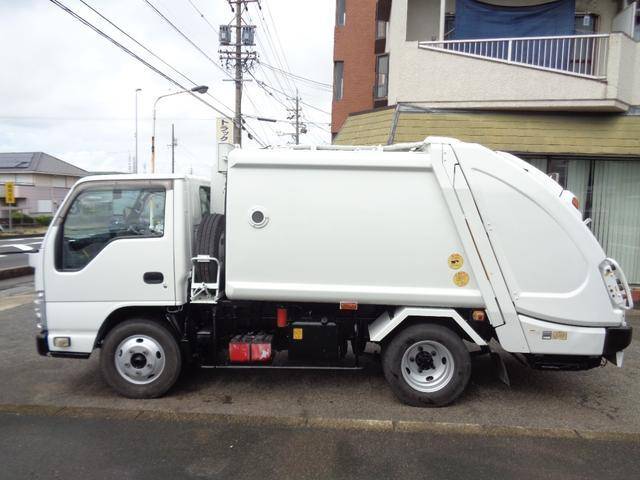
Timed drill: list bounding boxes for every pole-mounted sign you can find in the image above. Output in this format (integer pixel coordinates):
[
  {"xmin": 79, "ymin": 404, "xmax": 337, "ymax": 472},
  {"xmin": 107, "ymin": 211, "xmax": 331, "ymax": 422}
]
[
  {"xmin": 5, "ymin": 181, "xmax": 15, "ymax": 205},
  {"xmin": 213, "ymin": 118, "xmax": 235, "ymax": 214},
  {"xmin": 216, "ymin": 117, "xmax": 235, "ymax": 144}
]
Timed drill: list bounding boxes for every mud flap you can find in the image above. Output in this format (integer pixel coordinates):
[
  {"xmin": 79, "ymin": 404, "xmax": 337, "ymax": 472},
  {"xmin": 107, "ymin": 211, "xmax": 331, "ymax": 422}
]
[{"xmin": 490, "ymin": 351, "xmax": 510, "ymax": 387}]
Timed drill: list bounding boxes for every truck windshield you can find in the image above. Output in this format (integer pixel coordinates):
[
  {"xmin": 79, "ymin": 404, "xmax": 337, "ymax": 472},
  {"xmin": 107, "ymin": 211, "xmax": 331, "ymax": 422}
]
[{"xmin": 59, "ymin": 186, "xmax": 166, "ymax": 270}]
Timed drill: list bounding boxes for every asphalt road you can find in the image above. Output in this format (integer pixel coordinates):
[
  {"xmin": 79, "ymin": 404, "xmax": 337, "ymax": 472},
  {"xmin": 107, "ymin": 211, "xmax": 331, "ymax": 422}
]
[
  {"xmin": 0, "ymin": 236, "xmax": 42, "ymax": 269},
  {"xmin": 1, "ymin": 280, "xmax": 639, "ymax": 478},
  {"xmin": 1, "ymin": 410, "xmax": 636, "ymax": 480},
  {"xmin": 0, "ymin": 280, "xmax": 639, "ymax": 435}
]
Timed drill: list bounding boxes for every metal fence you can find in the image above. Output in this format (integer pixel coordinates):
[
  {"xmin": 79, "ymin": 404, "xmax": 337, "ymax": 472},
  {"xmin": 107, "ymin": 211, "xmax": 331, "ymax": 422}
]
[{"xmin": 419, "ymin": 34, "xmax": 609, "ymax": 79}]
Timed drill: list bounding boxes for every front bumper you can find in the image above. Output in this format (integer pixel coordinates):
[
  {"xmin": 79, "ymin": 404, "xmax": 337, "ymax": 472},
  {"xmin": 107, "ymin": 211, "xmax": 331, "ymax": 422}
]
[
  {"xmin": 603, "ymin": 326, "xmax": 633, "ymax": 356},
  {"xmin": 36, "ymin": 330, "xmax": 49, "ymax": 356},
  {"xmin": 36, "ymin": 330, "xmax": 90, "ymax": 359}
]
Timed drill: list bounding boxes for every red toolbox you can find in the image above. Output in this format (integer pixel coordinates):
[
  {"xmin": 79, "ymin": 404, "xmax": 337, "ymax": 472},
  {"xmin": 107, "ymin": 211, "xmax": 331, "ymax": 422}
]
[{"xmin": 229, "ymin": 334, "xmax": 273, "ymax": 363}]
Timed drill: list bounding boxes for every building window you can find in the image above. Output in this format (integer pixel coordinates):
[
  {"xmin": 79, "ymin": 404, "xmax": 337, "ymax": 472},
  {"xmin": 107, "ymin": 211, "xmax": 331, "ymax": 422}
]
[
  {"xmin": 444, "ymin": 13, "xmax": 455, "ymax": 40},
  {"xmin": 334, "ymin": 61, "xmax": 344, "ymax": 101},
  {"xmin": 526, "ymin": 156, "xmax": 640, "ymax": 284},
  {"xmin": 374, "ymin": 54, "xmax": 389, "ymax": 99},
  {"xmin": 574, "ymin": 13, "xmax": 598, "ymax": 35},
  {"xmin": 336, "ymin": 0, "xmax": 346, "ymax": 26},
  {"xmin": 376, "ymin": 20, "xmax": 387, "ymax": 39}
]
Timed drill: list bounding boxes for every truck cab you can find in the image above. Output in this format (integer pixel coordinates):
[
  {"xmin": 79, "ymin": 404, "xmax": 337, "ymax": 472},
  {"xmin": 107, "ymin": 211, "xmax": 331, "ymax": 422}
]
[{"xmin": 34, "ymin": 175, "xmax": 210, "ymax": 357}]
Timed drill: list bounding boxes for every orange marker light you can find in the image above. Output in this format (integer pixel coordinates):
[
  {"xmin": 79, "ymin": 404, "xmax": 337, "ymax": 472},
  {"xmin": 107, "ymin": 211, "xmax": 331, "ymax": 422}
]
[
  {"xmin": 472, "ymin": 310, "xmax": 486, "ymax": 322},
  {"xmin": 572, "ymin": 196, "xmax": 580, "ymax": 210},
  {"xmin": 340, "ymin": 301, "xmax": 358, "ymax": 311}
]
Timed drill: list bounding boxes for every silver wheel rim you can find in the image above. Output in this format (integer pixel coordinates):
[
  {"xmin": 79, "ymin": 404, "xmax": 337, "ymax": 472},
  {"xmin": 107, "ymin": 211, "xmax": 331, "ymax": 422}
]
[
  {"xmin": 114, "ymin": 335, "xmax": 166, "ymax": 385},
  {"xmin": 401, "ymin": 340, "xmax": 455, "ymax": 393}
]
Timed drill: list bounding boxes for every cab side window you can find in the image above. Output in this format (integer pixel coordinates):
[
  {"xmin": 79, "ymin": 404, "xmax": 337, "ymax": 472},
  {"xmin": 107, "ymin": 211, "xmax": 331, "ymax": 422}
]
[{"xmin": 59, "ymin": 186, "xmax": 166, "ymax": 270}]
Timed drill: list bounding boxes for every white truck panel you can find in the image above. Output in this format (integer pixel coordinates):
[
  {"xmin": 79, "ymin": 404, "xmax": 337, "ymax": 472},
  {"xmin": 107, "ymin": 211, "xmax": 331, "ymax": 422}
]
[
  {"xmin": 45, "ymin": 300, "xmax": 174, "ymax": 353},
  {"xmin": 369, "ymin": 307, "xmax": 487, "ymax": 345},
  {"xmin": 225, "ymin": 149, "xmax": 483, "ymax": 307},
  {"xmin": 453, "ymin": 143, "xmax": 624, "ymax": 328},
  {"xmin": 519, "ymin": 315, "xmax": 606, "ymax": 355}
]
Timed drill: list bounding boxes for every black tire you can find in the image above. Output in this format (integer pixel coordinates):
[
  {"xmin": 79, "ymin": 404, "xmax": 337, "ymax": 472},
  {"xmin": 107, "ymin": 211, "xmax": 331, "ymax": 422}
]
[
  {"xmin": 382, "ymin": 323, "xmax": 471, "ymax": 407},
  {"xmin": 100, "ymin": 319, "xmax": 182, "ymax": 399},
  {"xmin": 195, "ymin": 213, "xmax": 225, "ymax": 286}
]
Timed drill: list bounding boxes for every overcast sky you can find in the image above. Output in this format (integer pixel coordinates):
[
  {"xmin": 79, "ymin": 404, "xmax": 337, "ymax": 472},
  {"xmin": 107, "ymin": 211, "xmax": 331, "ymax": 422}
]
[{"xmin": 0, "ymin": 0, "xmax": 334, "ymax": 177}]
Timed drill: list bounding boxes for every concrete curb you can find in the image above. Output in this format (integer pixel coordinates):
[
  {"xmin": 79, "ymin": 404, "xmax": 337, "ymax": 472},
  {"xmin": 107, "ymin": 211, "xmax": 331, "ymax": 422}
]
[
  {"xmin": 0, "ymin": 267, "xmax": 34, "ymax": 280},
  {"xmin": 1, "ymin": 403, "xmax": 638, "ymax": 442}
]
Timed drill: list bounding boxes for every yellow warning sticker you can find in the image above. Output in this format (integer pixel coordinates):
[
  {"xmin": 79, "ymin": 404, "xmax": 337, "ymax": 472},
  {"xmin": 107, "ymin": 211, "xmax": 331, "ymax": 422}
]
[
  {"xmin": 293, "ymin": 328, "xmax": 303, "ymax": 340},
  {"xmin": 453, "ymin": 271, "xmax": 470, "ymax": 287},
  {"xmin": 448, "ymin": 253, "xmax": 464, "ymax": 270}
]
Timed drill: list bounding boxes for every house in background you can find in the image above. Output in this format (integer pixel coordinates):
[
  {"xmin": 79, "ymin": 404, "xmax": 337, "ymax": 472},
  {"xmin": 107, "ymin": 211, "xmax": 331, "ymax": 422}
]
[
  {"xmin": 0, "ymin": 152, "xmax": 88, "ymax": 218},
  {"xmin": 332, "ymin": 0, "xmax": 640, "ymax": 289}
]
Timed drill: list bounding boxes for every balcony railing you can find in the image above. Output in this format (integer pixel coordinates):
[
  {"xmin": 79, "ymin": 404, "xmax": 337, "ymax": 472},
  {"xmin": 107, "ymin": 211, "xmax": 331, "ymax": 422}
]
[{"xmin": 419, "ymin": 34, "xmax": 609, "ymax": 80}]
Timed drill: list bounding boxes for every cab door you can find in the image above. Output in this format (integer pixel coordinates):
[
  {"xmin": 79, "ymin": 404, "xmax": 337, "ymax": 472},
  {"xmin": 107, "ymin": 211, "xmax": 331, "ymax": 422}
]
[{"xmin": 42, "ymin": 179, "xmax": 175, "ymax": 353}]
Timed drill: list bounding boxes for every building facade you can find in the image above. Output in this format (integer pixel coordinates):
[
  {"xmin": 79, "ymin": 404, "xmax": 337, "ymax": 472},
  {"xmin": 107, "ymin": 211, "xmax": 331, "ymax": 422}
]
[
  {"xmin": 0, "ymin": 152, "xmax": 88, "ymax": 218},
  {"xmin": 332, "ymin": 0, "xmax": 392, "ymax": 137},
  {"xmin": 331, "ymin": 0, "xmax": 640, "ymax": 289}
]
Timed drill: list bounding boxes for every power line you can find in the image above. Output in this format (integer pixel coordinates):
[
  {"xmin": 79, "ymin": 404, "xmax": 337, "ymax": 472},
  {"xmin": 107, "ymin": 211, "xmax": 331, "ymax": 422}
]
[
  {"xmin": 254, "ymin": 6, "xmax": 296, "ymax": 95},
  {"xmin": 143, "ymin": 0, "xmax": 267, "ymax": 145},
  {"xmin": 262, "ymin": 1, "xmax": 297, "ymax": 93},
  {"xmin": 253, "ymin": 77, "xmax": 331, "ymax": 116},
  {"xmin": 143, "ymin": 0, "xmax": 228, "ymax": 78},
  {"xmin": 77, "ymin": 0, "xmax": 232, "ymax": 116},
  {"xmin": 48, "ymin": 0, "xmax": 230, "ymax": 118},
  {"xmin": 47, "ymin": 0, "xmax": 267, "ymax": 147},
  {"xmin": 183, "ymin": 0, "xmax": 218, "ymax": 34},
  {"xmin": 258, "ymin": 61, "xmax": 332, "ymax": 90}
]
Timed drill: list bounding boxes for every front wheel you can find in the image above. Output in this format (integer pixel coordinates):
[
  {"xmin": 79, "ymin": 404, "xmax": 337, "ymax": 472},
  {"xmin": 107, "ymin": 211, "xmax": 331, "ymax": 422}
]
[
  {"xmin": 382, "ymin": 323, "xmax": 471, "ymax": 407},
  {"xmin": 100, "ymin": 319, "xmax": 182, "ymax": 399}
]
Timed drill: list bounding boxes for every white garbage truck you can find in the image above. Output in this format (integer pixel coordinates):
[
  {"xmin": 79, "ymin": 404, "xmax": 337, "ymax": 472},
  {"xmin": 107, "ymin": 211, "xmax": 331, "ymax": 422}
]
[{"xmin": 32, "ymin": 137, "xmax": 633, "ymax": 406}]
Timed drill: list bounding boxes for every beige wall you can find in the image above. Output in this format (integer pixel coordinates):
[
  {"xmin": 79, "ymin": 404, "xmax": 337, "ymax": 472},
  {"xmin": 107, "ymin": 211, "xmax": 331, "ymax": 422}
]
[
  {"xmin": 389, "ymin": 0, "xmax": 639, "ymax": 109},
  {"xmin": 607, "ymin": 32, "xmax": 640, "ymax": 105}
]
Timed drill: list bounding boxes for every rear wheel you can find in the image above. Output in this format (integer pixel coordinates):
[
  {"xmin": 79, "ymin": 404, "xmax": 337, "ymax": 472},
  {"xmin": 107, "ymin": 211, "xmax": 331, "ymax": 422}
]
[
  {"xmin": 382, "ymin": 323, "xmax": 471, "ymax": 407},
  {"xmin": 100, "ymin": 319, "xmax": 182, "ymax": 399}
]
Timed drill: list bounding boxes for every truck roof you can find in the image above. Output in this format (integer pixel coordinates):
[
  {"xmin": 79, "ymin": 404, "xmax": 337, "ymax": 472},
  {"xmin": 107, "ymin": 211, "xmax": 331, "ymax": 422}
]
[{"xmin": 75, "ymin": 173, "xmax": 209, "ymax": 184}]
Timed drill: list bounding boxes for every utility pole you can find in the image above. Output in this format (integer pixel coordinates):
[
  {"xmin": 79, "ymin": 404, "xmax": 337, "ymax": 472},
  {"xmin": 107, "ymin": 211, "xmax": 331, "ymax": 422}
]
[
  {"xmin": 170, "ymin": 124, "xmax": 177, "ymax": 174},
  {"xmin": 134, "ymin": 88, "xmax": 141, "ymax": 173},
  {"xmin": 294, "ymin": 91, "xmax": 300, "ymax": 145},
  {"xmin": 287, "ymin": 89, "xmax": 306, "ymax": 145},
  {"xmin": 234, "ymin": 0, "xmax": 242, "ymax": 146},
  {"xmin": 219, "ymin": 1, "xmax": 259, "ymax": 147}
]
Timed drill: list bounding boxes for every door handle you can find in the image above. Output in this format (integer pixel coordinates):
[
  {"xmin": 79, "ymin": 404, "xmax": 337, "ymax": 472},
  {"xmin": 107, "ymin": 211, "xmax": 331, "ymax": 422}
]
[{"xmin": 143, "ymin": 272, "xmax": 164, "ymax": 284}]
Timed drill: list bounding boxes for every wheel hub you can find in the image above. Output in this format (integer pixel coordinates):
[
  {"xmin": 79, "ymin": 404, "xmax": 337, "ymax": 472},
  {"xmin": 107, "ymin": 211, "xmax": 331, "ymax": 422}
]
[
  {"xmin": 130, "ymin": 353, "xmax": 147, "ymax": 369},
  {"xmin": 114, "ymin": 335, "xmax": 166, "ymax": 385},
  {"xmin": 401, "ymin": 340, "xmax": 455, "ymax": 393},
  {"xmin": 415, "ymin": 350, "xmax": 434, "ymax": 370}
]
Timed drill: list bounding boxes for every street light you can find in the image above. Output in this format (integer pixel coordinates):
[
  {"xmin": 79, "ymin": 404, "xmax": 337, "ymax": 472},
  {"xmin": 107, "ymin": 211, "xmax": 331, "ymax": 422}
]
[{"xmin": 151, "ymin": 85, "xmax": 209, "ymax": 173}]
